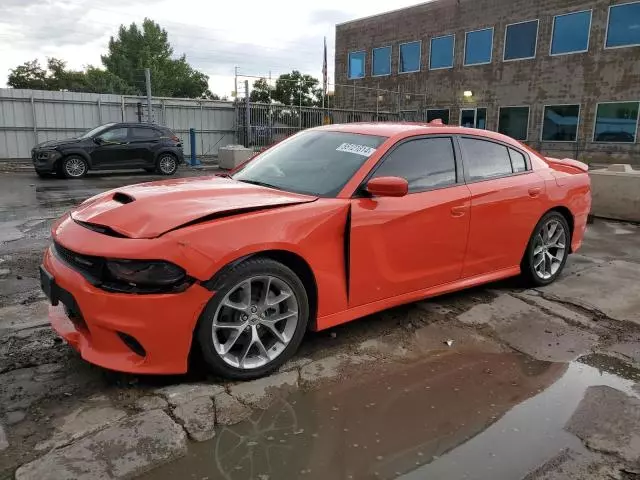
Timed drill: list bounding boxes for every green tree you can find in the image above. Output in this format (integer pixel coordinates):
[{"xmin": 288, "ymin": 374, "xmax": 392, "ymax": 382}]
[
  {"xmin": 273, "ymin": 71, "xmax": 322, "ymax": 106},
  {"xmin": 250, "ymin": 78, "xmax": 272, "ymax": 103},
  {"xmin": 7, "ymin": 60, "xmax": 49, "ymax": 90},
  {"xmin": 101, "ymin": 18, "xmax": 210, "ymax": 98}
]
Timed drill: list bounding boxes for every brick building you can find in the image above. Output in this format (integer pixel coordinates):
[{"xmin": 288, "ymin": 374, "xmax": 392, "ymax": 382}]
[{"xmin": 334, "ymin": 0, "xmax": 640, "ymax": 163}]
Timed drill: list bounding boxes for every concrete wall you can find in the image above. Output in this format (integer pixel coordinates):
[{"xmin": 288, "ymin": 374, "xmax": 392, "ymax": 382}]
[
  {"xmin": 0, "ymin": 89, "xmax": 236, "ymax": 160},
  {"xmin": 590, "ymin": 165, "xmax": 640, "ymax": 223},
  {"xmin": 335, "ymin": 0, "xmax": 640, "ymax": 164}
]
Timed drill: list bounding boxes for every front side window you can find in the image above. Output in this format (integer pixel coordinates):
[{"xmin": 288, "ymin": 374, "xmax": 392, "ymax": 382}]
[
  {"xmin": 233, "ymin": 131, "xmax": 386, "ymax": 196},
  {"xmin": 78, "ymin": 123, "xmax": 117, "ymax": 140},
  {"xmin": 498, "ymin": 106, "xmax": 530, "ymax": 140},
  {"xmin": 551, "ymin": 11, "xmax": 591, "ymax": 55},
  {"xmin": 426, "ymin": 109, "xmax": 450, "ymax": 124},
  {"xmin": 593, "ymin": 102, "xmax": 639, "ymax": 143},
  {"xmin": 348, "ymin": 51, "xmax": 366, "ymax": 79},
  {"xmin": 100, "ymin": 128, "xmax": 128, "ymax": 142},
  {"xmin": 504, "ymin": 20, "xmax": 538, "ymax": 60},
  {"xmin": 372, "ymin": 137, "xmax": 457, "ymax": 192},
  {"xmin": 372, "ymin": 46, "xmax": 392, "ymax": 76},
  {"xmin": 542, "ymin": 105, "xmax": 580, "ymax": 142},
  {"xmin": 430, "ymin": 35, "xmax": 455, "ymax": 69},
  {"xmin": 459, "ymin": 137, "xmax": 514, "ymax": 181},
  {"xmin": 606, "ymin": 2, "xmax": 640, "ymax": 48},
  {"xmin": 465, "ymin": 28, "xmax": 494, "ymax": 65},
  {"xmin": 399, "ymin": 41, "xmax": 421, "ymax": 73}
]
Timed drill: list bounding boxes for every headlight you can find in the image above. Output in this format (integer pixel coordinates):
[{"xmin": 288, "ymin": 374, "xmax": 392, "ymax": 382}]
[
  {"xmin": 37, "ymin": 149, "xmax": 58, "ymax": 159},
  {"xmin": 105, "ymin": 260, "xmax": 186, "ymax": 287}
]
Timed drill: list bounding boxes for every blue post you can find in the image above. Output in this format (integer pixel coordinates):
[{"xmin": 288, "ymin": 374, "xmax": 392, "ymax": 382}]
[{"xmin": 189, "ymin": 128, "xmax": 201, "ymax": 166}]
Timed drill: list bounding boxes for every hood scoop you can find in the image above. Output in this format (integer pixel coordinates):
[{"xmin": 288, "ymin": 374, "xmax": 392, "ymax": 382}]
[{"xmin": 113, "ymin": 192, "xmax": 135, "ymax": 204}]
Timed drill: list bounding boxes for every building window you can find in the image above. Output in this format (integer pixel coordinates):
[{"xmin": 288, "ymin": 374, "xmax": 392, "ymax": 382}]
[
  {"xmin": 504, "ymin": 20, "xmax": 538, "ymax": 61},
  {"xmin": 426, "ymin": 109, "xmax": 450, "ymax": 124},
  {"xmin": 551, "ymin": 11, "xmax": 591, "ymax": 55},
  {"xmin": 593, "ymin": 102, "xmax": 639, "ymax": 143},
  {"xmin": 464, "ymin": 28, "xmax": 493, "ymax": 65},
  {"xmin": 606, "ymin": 2, "xmax": 640, "ymax": 49},
  {"xmin": 542, "ymin": 105, "xmax": 580, "ymax": 142},
  {"xmin": 372, "ymin": 46, "xmax": 391, "ymax": 76},
  {"xmin": 430, "ymin": 35, "xmax": 455, "ymax": 69},
  {"xmin": 498, "ymin": 106, "xmax": 529, "ymax": 140},
  {"xmin": 348, "ymin": 51, "xmax": 365, "ymax": 79},
  {"xmin": 399, "ymin": 41, "xmax": 421, "ymax": 73},
  {"xmin": 460, "ymin": 108, "xmax": 487, "ymax": 129}
]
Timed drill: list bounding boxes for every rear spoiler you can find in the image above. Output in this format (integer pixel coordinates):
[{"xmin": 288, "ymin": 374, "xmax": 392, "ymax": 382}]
[{"xmin": 545, "ymin": 157, "xmax": 589, "ymax": 173}]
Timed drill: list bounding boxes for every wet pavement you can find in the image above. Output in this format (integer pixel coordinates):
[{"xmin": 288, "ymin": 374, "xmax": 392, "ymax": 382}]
[{"xmin": 1, "ymin": 169, "xmax": 640, "ymax": 480}]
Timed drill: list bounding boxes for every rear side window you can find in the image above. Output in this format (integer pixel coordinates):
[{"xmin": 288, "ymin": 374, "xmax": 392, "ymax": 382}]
[
  {"xmin": 459, "ymin": 137, "xmax": 513, "ymax": 181},
  {"xmin": 131, "ymin": 127, "xmax": 160, "ymax": 139},
  {"xmin": 372, "ymin": 137, "xmax": 457, "ymax": 192},
  {"xmin": 509, "ymin": 148, "xmax": 528, "ymax": 172}
]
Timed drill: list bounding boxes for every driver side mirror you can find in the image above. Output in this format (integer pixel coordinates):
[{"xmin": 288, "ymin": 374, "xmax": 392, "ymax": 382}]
[
  {"xmin": 94, "ymin": 136, "xmax": 104, "ymax": 145},
  {"xmin": 365, "ymin": 176, "xmax": 408, "ymax": 198}
]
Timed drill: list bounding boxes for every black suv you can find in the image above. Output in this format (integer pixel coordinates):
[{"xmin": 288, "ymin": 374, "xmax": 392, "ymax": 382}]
[{"xmin": 31, "ymin": 122, "xmax": 184, "ymax": 178}]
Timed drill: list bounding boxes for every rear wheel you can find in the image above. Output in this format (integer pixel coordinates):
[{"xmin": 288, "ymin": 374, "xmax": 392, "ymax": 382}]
[
  {"xmin": 521, "ymin": 212, "xmax": 571, "ymax": 286},
  {"xmin": 156, "ymin": 153, "xmax": 178, "ymax": 175},
  {"xmin": 196, "ymin": 258, "xmax": 309, "ymax": 380}
]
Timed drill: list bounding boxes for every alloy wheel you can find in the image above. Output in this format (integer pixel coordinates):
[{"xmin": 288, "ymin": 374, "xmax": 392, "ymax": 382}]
[
  {"xmin": 159, "ymin": 155, "xmax": 176, "ymax": 174},
  {"xmin": 64, "ymin": 157, "xmax": 86, "ymax": 177},
  {"xmin": 533, "ymin": 219, "xmax": 567, "ymax": 280},
  {"xmin": 211, "ymin": 276, "xmax": 299, "ymax": 370}
]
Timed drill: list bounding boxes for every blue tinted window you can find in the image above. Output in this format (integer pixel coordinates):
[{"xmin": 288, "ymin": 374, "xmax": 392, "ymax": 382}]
[
  {"xmin": 594, "ymin": 102, "xmax": 639, "ymax": 142},
  {"xmin": 430, "ymin": 35, "xmax": 455, "ymax": 69},
  {"xmin": 348, "ymin": 51, "xmax": 365, "ymax": 79},
  {"xmin": 465, "ymin": 28, "xmax": 493, "ymax": 65},
  {"xmin": 551, "ymin": 11, "xmax": 591, "ymax": 55},
  {"xmin": 504, "ymin": 20, "xmax": 538, "ymax": 60},
  {"xmin": 542, "ymin": 105, "xmax": 580, "ymax": 141},
  {"xmin": 606, "ymin": 2, "xmax": 640, "ymax": 48},
  {"xmin": 399, "ymin": 41, "xmax": 421, "ymax": 73},
  {"xmin": 372, "ymin": 46, "xmax": 391, "ymax": 76}
]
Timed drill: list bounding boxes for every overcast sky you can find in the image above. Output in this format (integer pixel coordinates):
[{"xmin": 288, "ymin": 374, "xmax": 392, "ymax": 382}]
[{"xmin": 0, "ymin": 0, "xmax": 426, "ymax": 97}]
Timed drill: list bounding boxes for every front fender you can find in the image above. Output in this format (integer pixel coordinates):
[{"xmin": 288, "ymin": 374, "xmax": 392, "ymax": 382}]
[{"xmin": 59, "ymin": 148, "xmax": 93, "ymax": 168}]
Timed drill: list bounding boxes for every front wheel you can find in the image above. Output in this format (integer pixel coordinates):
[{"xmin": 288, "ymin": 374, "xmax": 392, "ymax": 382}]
[
  {"xmin": 196, "ymin": 258, "xmax": 309, "ymax": 380},
  {"xmin": 61, "ymin": 156, "xmax": 88, "ymax": 178},
  {"xmin": 156, "ymin": 154, "xmax": 178, "ymax": 175},
  {"xmin": 521, "ymin": 212, "xmax": 571, "ymax": 286}
]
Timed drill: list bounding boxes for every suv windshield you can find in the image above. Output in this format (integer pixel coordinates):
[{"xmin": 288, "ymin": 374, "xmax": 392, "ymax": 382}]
[
  {"xmin": 232, "ymin": 131, "xmax": 386, "ymax": 196},
  {"xmin": 77, "ymin": 123, "xmax": 117, "ymax": 140}
]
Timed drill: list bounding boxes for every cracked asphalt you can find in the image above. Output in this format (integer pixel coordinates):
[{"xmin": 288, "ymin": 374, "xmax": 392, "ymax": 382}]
[{"xmin": 0, "ymin": 169, "xmax": 639, "ymax": 480}]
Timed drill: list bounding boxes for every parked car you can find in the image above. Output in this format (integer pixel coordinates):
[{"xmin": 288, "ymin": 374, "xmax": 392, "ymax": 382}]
[
  {"xmin": 31, "ymin": 122, "xmax": 184, "ymax": 178},
  {"xmin": 40, "ymin": 123, "xmax": 591, "ymax": 379}
]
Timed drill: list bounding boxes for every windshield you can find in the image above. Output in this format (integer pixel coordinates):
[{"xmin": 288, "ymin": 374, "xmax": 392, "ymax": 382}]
[
  {"xmin": 232, "ymin": 131, "xmax": 387, "ymax": 197},
  {"xmin": 77, "ymin": 123, "xmax": 117, "ymax": 139}
]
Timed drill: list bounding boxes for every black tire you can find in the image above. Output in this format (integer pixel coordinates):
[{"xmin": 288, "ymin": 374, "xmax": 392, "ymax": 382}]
[
  {"xmin": 156, "ymin": 153, "xmax": 178, "ymax": 175},
  {"xmin": 521, "ymin": 211, "xmax": 571, "ymax": 287},
  {"xmin": 196, "ymin": 257, "xmax": 310, "ymax": 380},
  {"xmin": 60, "ymin": 155, "xmax": 88, "ymax": 179}
]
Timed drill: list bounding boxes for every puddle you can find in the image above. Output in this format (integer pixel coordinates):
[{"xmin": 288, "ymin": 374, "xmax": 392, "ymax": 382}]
[{"xmin": 140, "ymin": 352, "xmax": 638, "ymax": 480}]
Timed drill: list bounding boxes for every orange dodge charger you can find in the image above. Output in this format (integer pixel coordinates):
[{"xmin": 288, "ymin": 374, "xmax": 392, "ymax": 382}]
[{"xmin": 41, "ymin": 123, "xmax": 591, "ymax": 379}]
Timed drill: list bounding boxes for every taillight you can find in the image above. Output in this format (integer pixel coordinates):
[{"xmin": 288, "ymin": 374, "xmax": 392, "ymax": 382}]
[{"xmin": 171, "ymin": 135, "xmax": 180, "ymax": 142}]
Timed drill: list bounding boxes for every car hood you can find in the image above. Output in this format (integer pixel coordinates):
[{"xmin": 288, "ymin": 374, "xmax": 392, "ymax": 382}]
[
  {"xmin": 35, "ymin": 138, "xmax": 83, "ymax": 149},
  {"xmin": 70, "ymin": 176, "xmax": 318, "ymax": 239}
]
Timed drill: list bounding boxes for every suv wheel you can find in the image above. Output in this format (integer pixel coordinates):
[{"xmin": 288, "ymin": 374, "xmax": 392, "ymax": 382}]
[
  {"xmin": 61, "ymin": 156, "xmax": 88, "ymax": 178},
  {"xmin": 196, "ymin": 258, "xmax": 309, "ymax": 380},
  {"xmin": 156, "ymin": 154, "xmax": 178, "ymax": 175}
]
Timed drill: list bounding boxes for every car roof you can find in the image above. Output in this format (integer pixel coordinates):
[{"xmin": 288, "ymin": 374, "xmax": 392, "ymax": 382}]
[{"xmin": 313, "ymin": 122, "xmax": 523, "ymax": 146}]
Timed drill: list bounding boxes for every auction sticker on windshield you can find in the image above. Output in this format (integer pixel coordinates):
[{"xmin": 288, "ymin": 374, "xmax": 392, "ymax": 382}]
[{"xmin": 336, "ymin": 143, "xmax": 377, "ymax": 157}]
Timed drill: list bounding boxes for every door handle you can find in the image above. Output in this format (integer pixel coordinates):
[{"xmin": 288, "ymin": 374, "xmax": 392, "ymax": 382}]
[
  {"xmin": 528, "ymin": 187, "xmax": 542, "ymax": 198},
  {"xmin": 451, "ymin": 205, "xmax": 468, "ymax": 217}
]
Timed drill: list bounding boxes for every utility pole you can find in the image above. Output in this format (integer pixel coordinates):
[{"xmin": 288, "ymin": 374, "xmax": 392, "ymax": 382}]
[
  {"xmin": 234, "ymin": 66, "xmax": 239, "ymax": 99},
  {"xmin": 144, "ymin": 68, "xmax": 153, "ymax": 123},
  {"xmin": 245, "ymin": 80, "xmax": 251, "ymax": 147}
]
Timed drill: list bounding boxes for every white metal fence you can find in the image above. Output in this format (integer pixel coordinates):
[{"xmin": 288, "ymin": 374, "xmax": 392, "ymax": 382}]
[{"xmin": 0, "ymin": 88, "xmax": 236, "ymax": 160}]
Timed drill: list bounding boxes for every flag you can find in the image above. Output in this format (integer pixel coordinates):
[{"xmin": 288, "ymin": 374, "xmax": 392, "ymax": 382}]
[{"xmin": 322, "ymin": 36, "xmax": 328, "ymax": 99}]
